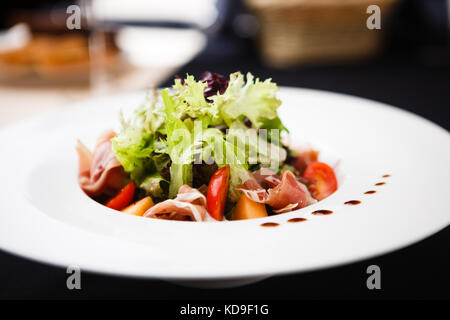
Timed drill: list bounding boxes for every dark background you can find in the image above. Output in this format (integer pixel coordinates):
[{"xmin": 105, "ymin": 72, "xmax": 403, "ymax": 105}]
[{"xmin": 0, "ymin": 0, "xmax": 449, "ymax": 299}]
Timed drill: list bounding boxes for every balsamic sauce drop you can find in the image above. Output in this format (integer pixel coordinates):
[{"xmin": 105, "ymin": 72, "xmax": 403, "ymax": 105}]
[
  {"xmin": 312, "ymin": 209, "xmax": 333, "ymax": 215},
  {"xmin": 261, "ymin": 222, "xmax": 279, "ymax": 227},
  {"xmin": 364, "ymin": 190, "xmax": 376, "ymax": 194},
  {"xmin": 344, "ymin": 200, "xmax": 361, "ymax": 205},
  {"xmin": 375, "ymin": 182, "xmax": 386, "ymax": 186},
  {"xmin": 288, "ymin": 218, "xmax": 307, "ymax": 223}
]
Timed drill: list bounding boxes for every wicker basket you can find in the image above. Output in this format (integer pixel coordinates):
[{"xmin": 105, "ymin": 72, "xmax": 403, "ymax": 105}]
[{"xmin": 245, "ymin": 0, "xmax": 400, "ymax": 67}]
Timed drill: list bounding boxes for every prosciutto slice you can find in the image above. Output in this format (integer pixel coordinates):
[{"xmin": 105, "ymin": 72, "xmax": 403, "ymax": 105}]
[
  {"xmin": 252, "ymin": 168, "xmax": 281, "ymax": 189},
  {"xmin": 239, "ymin": 170, "xmax": 315, "ymax": 212},
  {"xmin": 76, "ymin": 130, "xmax": 127, "ymax": 197},
  {"xmin": 266, "ymin": 171, "xmax": 315, "ymax": 210},
  {"xmin": 143, "ymin": 185, "xmax": 211, "ymax": 221}
]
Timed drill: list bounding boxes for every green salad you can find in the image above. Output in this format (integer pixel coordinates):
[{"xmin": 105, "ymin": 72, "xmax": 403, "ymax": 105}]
[{"xmin": 77, "ymin": 71, "xmax": 338, "ymax": 221}]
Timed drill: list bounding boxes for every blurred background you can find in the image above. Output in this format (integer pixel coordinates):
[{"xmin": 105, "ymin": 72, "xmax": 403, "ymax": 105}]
[
  {"xmin": 0, "ymin": 0, "xmax": 449, "ymax": 129},
  {"xmin": 1, "ymin": 0, "xmax": 450, "ymax": 300}
]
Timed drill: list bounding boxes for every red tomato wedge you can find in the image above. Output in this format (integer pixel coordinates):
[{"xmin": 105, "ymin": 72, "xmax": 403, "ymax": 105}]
[
  {"xmin": 106, "ymin": 182, "xmax": 135, "ymax": 211},
  {"xmin": 207, "ymin": 166, "xmax": 230, "ymax": 221},
  {"xmin": 303, "ymin": 162, "xmax": 338, "ymax": 201}
]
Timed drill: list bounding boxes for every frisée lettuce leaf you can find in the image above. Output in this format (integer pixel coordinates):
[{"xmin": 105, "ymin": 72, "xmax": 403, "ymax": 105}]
[
  {"xmin": 211, "ymin": 72, "xmax": 283, "ymax": 129},
  {"xmin": 111, "ymin": 91, "xmax": 167, "ymax": 197},
  {"xmin": 172, "ymin": 75, "xmax": 221, "ymax": 124}
]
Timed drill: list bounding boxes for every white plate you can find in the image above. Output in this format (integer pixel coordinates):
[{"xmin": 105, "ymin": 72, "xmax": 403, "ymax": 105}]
[{"xmin": 0, "ymin": 87, "xmax": 449, "ymax": 288}]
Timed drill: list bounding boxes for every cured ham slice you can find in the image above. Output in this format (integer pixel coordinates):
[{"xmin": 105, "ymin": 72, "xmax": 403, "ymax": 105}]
[
  {"xmin": 76, "ymin": 140, "xmax": 93, "ymax": 182},
  {"xmin": 266, "ymin": 171, "xmax": 315, "ymax": 210},
  {"xmin": 143, "ymin": 185, "xmax": 211, "ymax": 221},
  {"xmin": 76, "ymin": 130, "xmax": 127, "ymax": 197},
  {"xmin": 176, "ymin": 185, "xmax": 207, "ymax": 206},
  {"xmin": 252, "ymin": 168, "xmax": 281, "ymax": 189},
  {"xmin": 239, "ymin": 170, "xmax": 315, "ymax": 212}
]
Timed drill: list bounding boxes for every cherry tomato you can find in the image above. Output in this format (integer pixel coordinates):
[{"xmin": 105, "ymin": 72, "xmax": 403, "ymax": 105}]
[
  {"xmin": 106, "ymin": 182, "xmax": 135, "ymax": 210},
  {"xmin": 303, "ymin": 162, "xmax": 337, "ymax": 201},
  {"xmin": 207, "ymin": 166, "xmax": 230, "ymax": 221}
]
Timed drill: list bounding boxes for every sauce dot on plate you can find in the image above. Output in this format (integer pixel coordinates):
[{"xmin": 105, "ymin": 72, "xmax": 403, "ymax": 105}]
[
  {"xmin": 375, "ymin": 182, "xmax": 386, "ymax": 186},
  {"xmin": 364, "ymin": 190, "xmax": 376, "ymax": 194},
  {"xmin": 344, "ymin": 200, "xmax": 361, "ymax": 205},
  {"xmin": 288, "ymin": 218, "xmax": 307, "ymax": 223},
  {"xmin": 312, "ymin": 210, "xmax": 333, "ymax": 215},
  {"xmin": 382, "ymin": 174, "xmax": 391, "ymax": 178},
  {"xmin": 261, "ymin": 222, "xmax": 279, "ymax": 227}
]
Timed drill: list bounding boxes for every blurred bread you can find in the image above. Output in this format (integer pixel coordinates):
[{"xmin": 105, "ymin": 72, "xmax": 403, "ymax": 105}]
[{"xmin": 0, "ymin": 34, "xmax": 117, "ymax": 83}]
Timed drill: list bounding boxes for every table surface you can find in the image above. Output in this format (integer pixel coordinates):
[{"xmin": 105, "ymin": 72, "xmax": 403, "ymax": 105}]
[{"xmin": 0, "ymin": 50, "xmax": 449, "ymax": 299}]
